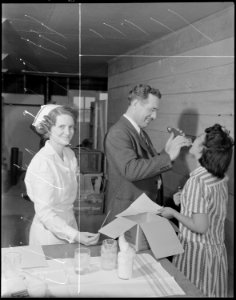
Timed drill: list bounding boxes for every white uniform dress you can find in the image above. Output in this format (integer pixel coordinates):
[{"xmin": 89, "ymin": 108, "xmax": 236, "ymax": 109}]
[{"xmin": 25, "ymin": 141, "xmax": 79, "ymax": 245}]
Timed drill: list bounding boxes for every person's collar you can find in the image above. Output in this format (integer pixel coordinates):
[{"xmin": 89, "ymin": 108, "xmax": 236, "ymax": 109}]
[
  {"xmin": 189, "ymin": 165, "xmax": 206, "ymax": 177},
  {"xmin": 44, "ymin": 140, "xmax": 66, "ymax": 158},
  {"xmin": 123, "ymin": 114, "xmax": 140, "ymax": 134},
  {"xmin": 43, "ymin": 140, "xmax": 58, "ymax": 155}
]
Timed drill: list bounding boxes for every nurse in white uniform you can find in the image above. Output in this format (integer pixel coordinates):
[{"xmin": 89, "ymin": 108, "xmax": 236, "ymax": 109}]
[{"xmin": 25, "ymin": 104, "xmax": 99, "ymax": 246}]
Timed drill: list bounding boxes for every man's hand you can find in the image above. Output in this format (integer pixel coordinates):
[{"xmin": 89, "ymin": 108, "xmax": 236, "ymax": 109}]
[{"xmin": 165, "ymin": 133, "xmax": 192, "ymax": 161}]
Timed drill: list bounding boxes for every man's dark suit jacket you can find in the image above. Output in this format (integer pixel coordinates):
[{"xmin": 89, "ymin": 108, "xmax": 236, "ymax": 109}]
[{"xmin": 104, "ymin": 116, "xmax": 172, "ymax": 222}]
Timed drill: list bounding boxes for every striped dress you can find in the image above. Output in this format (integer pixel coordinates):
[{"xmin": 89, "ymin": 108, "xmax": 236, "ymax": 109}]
[{"xmin": 172, "ymin": 166, "xmax": 228, "ymax": 297}]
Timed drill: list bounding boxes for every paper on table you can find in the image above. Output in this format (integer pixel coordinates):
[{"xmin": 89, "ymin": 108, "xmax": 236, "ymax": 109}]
[
  {"xmin": 2, "ymin": 245, "xmax": 48, "ymax": 269},
  {"xmin": 98, "ymin": 217, "xmax": 136, "ymax": 239},
  {"xmin": 116, "ymin": 193, "xmax": 162, "ymax": 217}
]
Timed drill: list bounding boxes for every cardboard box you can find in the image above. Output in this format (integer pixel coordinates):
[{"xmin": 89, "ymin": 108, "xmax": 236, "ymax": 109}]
[
  {"xmin": 124, "ymin": 213, "xmax": 153, "ymax": 251},
  {"xmin": 99, "ymin": 193, "xmax": 184, "ymax": 260},
  {"xmin": 124, "ymin": 213, "xmax": 181, "ymax": 256}
]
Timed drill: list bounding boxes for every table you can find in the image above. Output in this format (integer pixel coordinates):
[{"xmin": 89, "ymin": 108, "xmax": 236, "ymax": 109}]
[{"xmin": 41, "ymin": 242, "xmax": 204, "ymax": 297}]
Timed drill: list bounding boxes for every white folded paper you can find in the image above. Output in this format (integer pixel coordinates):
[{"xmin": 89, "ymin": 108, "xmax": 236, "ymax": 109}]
[{"xmin": 116, "ymin": 193, "xmax": 162, "ymax": 217}]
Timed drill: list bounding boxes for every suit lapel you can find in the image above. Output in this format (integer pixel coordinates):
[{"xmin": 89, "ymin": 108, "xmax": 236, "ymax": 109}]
[
  {"xmin": 141, "ymin": 129, "xmax": 158, "ymax": 156},
  {"xmin": 120, "ymin": 116, "xmax": 154, "ymax": 155}
]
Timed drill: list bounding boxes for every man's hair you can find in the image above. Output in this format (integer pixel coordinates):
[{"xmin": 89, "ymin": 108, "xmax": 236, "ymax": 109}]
[
  {"xmin": 128, "ymin": 84, "xmax": 161, "ymax": 105},
  {"xmin": 36, "ymin": 105, "xmax": 78, "ymax": 138},
  {"xmin": 199, "ymin": 123, "xmax": 234, "ymax": 178}
]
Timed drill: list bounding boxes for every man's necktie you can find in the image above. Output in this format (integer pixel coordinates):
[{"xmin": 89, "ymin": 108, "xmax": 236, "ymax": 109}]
[{"xmin": 140, "ymin": 129, "xmax": 155, "ymax": 157}]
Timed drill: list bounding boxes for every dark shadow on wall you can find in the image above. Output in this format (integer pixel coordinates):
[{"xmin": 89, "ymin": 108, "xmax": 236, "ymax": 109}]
[
  {"xmin": 178, "ymin": 108, "xmax": 199, "ymax": 139},
  {"xmin": 163, "ymin": 108, "xmax": 199, "ymax": 230},
  {"xmin": 175, "ymin": 108, "xmax": 199, "ymax": 187}
]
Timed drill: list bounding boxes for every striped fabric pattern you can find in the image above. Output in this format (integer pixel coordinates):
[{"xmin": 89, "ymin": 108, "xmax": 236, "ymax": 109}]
[
  {"xmin": 135, "ymin": 254, "xmax": 185, "ymax": 296},
  {"xmin": 173, "ymin": 166, "xmax": 228, "ymax": 297}
]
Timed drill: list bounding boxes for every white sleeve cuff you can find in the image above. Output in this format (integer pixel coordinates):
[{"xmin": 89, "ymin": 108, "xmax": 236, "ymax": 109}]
[{"xmin": 67, "ymin": 228, "xmax": 78, "ymax": 243}]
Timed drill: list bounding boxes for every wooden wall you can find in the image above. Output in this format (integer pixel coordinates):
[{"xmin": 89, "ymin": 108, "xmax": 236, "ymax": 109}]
[{"xmin": 107, "ymin": 7, "xmax": 234, "ymax": 275}]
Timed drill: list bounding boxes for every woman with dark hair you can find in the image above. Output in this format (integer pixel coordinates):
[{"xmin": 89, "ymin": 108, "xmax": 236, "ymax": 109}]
[
  {"xmin": 25, "ymin": 104, "xmax": 99, "ymax": 246},
  {"xmin": 159, "ymin": 123, "xmax": 234, "ymax": 297}
]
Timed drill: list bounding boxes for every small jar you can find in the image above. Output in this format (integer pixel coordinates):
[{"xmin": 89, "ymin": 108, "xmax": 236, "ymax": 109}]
[{"xmin": 101, "ymin": 239, "xmax": 117, "ymax": 270}]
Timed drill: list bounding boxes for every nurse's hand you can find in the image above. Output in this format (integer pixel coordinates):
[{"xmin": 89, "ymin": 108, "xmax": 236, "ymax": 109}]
[{"xmin": 75, "ymin": 232, "xmax": 100, "ymax": 246}]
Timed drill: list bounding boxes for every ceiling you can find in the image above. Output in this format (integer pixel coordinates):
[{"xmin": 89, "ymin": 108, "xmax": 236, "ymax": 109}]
[{"xmin": 2, "ymin": 2, "xmax": 233, "ymax": 78}]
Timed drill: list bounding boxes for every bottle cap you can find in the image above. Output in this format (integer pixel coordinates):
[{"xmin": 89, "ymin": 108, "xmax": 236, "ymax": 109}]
[{"xmin": 118, "ymin": 235, "xmax": 129, "ymax": 252}]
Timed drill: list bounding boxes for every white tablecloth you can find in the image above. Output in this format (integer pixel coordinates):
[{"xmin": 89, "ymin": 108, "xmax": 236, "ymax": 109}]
[{"xmin": 26, "ymin": 253, "xmax": 185, "ymax": 297}]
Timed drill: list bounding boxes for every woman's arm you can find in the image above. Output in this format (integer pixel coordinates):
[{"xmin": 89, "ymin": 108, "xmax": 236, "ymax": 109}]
[{"xmin": 158, "ymin": 207, "xmax": 209, "ymax": 234}]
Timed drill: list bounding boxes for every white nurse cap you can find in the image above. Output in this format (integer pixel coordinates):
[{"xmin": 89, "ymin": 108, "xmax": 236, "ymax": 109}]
[{"xmin": 32, "ymin": 104, "xmax": 61, "ymax": 128}]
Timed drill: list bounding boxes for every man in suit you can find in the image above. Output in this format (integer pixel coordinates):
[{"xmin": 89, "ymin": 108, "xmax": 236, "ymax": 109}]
[{"xmin": 104, "ymin": 84, "xmax": 191, "ymax": 222}]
